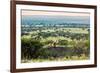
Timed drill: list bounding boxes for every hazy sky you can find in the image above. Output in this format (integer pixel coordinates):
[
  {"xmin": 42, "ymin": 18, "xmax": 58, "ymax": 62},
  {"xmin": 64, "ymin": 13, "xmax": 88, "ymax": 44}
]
[{"xmin": 22, "ymin": 10, "xmax": 90, "ymax": 17}]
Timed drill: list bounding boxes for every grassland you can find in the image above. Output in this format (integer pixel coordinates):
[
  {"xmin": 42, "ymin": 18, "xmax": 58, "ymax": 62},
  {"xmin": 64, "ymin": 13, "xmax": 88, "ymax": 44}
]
[{"xmin": 21, "ymin": 26, "xmax": 90, "ymax": 63}]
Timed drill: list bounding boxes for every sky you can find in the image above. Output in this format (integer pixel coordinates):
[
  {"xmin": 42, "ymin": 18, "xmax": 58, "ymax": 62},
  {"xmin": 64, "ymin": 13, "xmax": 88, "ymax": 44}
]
[{"xmin": 22, "ymin": 10, "xmax": 90, "ymax": 17}]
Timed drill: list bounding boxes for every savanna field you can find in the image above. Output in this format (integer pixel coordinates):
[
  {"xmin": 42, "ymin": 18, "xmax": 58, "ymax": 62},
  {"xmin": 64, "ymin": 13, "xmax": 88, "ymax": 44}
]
[
  {"xmin": 21, "ymin": 10, "xmax": 90, "ymax": 63},
  {"xmin": 21, "ymin": 25, "xmax": 90, "ymax": 63}
]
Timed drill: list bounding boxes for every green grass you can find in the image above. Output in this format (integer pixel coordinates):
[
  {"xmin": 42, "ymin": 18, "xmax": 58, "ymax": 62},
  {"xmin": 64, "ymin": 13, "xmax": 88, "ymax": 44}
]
[
  {"xmin": 43, "ymin": 28, "xmax": 88, "ymax": 33},
  {"xmin": 21, "ymin": 55, "xmax": 89, "ymax": 63}
]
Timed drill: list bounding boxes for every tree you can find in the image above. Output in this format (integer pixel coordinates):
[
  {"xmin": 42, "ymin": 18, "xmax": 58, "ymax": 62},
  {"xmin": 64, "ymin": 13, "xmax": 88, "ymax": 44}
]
[
  {"xmin": 21, "ymin": 37, "xmax": 44, "ymax": 59},
  {"xmin": 58, "ymin": 40, "xmax": 68, "ymax": 46}
]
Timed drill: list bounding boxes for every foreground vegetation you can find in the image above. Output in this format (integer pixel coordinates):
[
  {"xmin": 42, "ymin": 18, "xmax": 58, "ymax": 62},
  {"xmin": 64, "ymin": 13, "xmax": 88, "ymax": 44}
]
[{"xmin": 21, "ymin": 26, "xmax": 90, "ymax": 63}]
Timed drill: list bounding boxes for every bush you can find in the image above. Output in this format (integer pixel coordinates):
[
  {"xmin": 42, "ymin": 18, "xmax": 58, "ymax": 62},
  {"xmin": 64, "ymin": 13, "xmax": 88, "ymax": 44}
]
[
  {"xmin": 72, "ymin": 40, "xmax": 90, "ymax": 57},
  {"xmin": 21, "ymin": 37, "xmax": 44, "ymax": 59},
  {"xmin": 58, "ymin": 40, "xmax": 68, "ymax": 46}
]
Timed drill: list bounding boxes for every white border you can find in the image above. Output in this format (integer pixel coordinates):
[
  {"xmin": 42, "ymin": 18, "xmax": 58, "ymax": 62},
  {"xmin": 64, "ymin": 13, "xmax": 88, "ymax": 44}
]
[{"xmin": 16, "ymin": 5, "xmax": 94, "ymax": 69}]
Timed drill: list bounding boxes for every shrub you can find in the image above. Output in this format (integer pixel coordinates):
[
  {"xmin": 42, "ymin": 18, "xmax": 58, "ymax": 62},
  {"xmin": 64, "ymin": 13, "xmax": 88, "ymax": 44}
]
[{"xmin": 21, "ymin": 37, "xmax": 44, "ymax": 59}]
